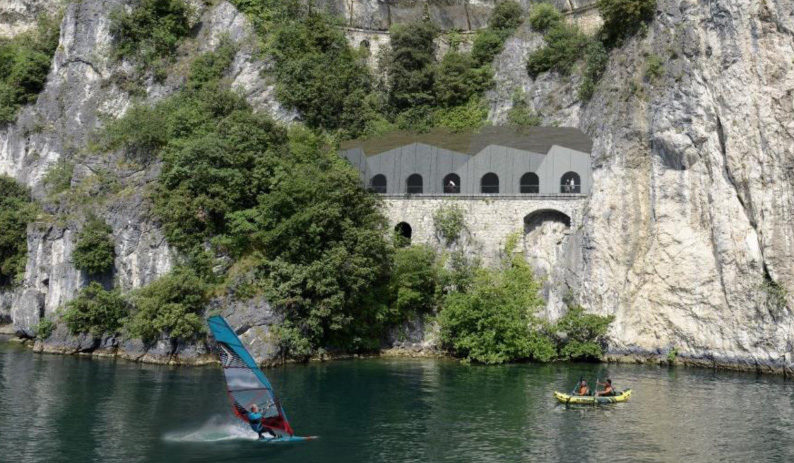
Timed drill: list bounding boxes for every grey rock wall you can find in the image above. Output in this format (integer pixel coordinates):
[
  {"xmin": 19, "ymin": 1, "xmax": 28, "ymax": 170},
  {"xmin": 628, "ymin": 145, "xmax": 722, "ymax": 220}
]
[
  {"xmin": 489, "ymin": 0, "xmax": 794, "ymax": 373},
  {"xmin": 0, "ymin": 0, "xmax": 61, "ymax": 38}
]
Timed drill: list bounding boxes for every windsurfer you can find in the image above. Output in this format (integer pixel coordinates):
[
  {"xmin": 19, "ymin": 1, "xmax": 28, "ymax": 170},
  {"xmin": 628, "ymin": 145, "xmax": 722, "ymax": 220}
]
[{"xmin": 247, "ymin": 405, "xmax": 273, "ymax": 439}]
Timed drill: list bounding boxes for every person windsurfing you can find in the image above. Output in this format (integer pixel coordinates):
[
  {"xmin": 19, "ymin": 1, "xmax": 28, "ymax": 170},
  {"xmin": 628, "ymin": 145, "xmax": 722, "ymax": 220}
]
[{"xmin": 247, "ymin": 404, "xmax": 272, "ymax": 439}]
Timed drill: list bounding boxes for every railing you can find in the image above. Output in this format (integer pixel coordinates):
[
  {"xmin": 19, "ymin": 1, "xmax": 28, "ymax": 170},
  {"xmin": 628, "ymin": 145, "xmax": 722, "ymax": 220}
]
[{"xmin": 380, "ymin": 193, "xmax": 588, "ymax": 200}]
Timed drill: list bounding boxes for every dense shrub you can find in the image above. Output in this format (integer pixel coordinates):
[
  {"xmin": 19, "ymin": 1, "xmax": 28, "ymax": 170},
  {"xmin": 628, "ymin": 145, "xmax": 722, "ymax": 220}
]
[
  {"xmin": 644, "ymin": 53, "xmax": 664, "ymax": 81},
  {"xmin": 127, "ymin": 267, "xmax": 209, "ymax": 343},
  {"xmin": 110, "ymin": 0, "xmax": 191, "ymax": 70},
  {"xmin": 36, "ymin": 317, "xmax": 55, "ymax": 339},
  {"xmin": 63, "ymin": 282, "xmax": 127, "ymax": 336},
  {"xmin": 73, "ymin": 217, "xmax": 115, "ymax": 275},
  {"xmin": 526, "ymin": 23, "xmax": 587, "ymax": 76},
  {"xmin": 471, "ymin": 0, "xmax": 524, "ymax": 66},
  {"xmin": 438, "ymin": 249, "xmax": 555, "ymax": 364},
  {"xmin": 528, "ymin": 3, "xmax": 564, "ymax": 32},
  {"xmin": 42, "ymin": 160, "xmax": 74, "ymax": 195},
  {"xmin": 234, "ymin": 136, "xmax": 393, "ymax": 354},
  {"xmin": 0, "ymin": 15, "xmax": 60, "ymax": 123},
  {"xmin": 269, "ymin": 13, "xmax": 375, "ymax": 136},
  {"xmin": 434, "ymin": 52, "xmax": 480, "ymax": 107},
  {"xmin": 507, "ymin": 90, "xmax": 541, "ymax": 128},
  {"xmin": 0, "ymin": 176, "xmax": 35, "ymax": 288},
  {"xmin": 387, "ymin": 21, "xmax": 439, "ymax": 114},
  {"xmin": 597, "ymin": 0, "xmax": 656, "ymax": 44},
  {"xmin": 578, "ymin": 40, "xmax": 609, "ymax": 100},
  {"xmin": 553, "ymin": 304, "xmax": 614, "ymax": 360},
  {"xmin": 433, "ymin": 203, "xmax": 465, "ymax": 243},
  {"xmin": 388, "ymin": 245, "xmax": 439, "ymax": 321}
]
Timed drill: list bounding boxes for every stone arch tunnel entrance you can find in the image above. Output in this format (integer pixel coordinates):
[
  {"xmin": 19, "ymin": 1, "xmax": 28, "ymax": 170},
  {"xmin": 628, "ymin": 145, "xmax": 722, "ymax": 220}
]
[
  {"xmin": 395, "ymin": 222, "xmax": 412, "ymax": 246},
  {"xmin": 522, "ymin": 209, "xmax": 572, "ymax": 280}
]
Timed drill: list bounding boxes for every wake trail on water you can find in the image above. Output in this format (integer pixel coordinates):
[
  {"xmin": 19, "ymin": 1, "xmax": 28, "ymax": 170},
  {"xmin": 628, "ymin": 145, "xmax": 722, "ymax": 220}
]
[{"xmin": 163, "ymin": 415, "xmax": 259, "ymax": 443}]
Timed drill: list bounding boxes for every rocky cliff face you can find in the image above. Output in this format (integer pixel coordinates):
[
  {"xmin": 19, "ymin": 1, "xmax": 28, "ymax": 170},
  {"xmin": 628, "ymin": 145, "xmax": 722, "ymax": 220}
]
[
  {"xmin": 1, "ymin": 0, "xmax": 792, "ymax": 372},
  {"xmin": 0, "ymin": 0, "xmax": 60, "ymax": 38},
  {"xmin": 487, "ymin": 0, "xmax": 794, "ymax": 373}
]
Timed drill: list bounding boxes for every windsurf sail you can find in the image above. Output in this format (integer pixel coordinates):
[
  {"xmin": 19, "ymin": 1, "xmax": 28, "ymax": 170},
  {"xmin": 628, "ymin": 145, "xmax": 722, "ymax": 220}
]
[{"xmin": 207, "ymin": 316, "xmax": 294, "ymax": 437}]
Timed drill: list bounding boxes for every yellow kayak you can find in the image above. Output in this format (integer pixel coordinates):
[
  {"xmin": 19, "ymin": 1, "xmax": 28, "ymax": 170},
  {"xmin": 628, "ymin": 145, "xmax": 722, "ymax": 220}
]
[{"xmin": 554, "ymin": 389, "xmax": 632, "ymax": 405}]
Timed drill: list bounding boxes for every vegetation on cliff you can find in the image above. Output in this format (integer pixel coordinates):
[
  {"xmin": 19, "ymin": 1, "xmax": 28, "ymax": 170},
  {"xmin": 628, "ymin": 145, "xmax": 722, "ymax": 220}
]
[
  {"xmin": 437, "ymin": 236, "xmax": 613, "ymax": 364},
  {"xmin": 0, "ymin": 176, "xmax": 36, "ymax": 288},
  {"xmin": 527, "ymin": 0, "xmax": 657, "ymax": 100},
  {"xmin": 0, "ymin": 14, "xmax": 60, "ymax": 123},
  {"xmin": 63, "ymin": 283, "xmax": 127, "ymax": 336},
  {"xmin": 110, "ymin": 0, "xmax": 192, "ymax": 77},
  {"xmin": 73, "ymin": 216, "xmax": 116, "ymax": 276}
]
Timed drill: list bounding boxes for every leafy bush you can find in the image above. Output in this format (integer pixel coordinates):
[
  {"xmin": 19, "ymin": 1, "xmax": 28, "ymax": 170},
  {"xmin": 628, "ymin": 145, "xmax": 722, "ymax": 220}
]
[
  {"xmin": 644, "ymin": 53, "xmax": 664, "ymax": 81},
  {"xmin": 388, "ymin": 245, "xmax": 439, "ymax": 320},
  {"xmin": 235, "ymin": 137, "xmax": 393, "ymax": 354},
  {"xmin": 109, "ymin": 0, "xmax": 191, "ymax": 69},
  {"xmin": 127, "ymin": 267, "xmax": 209, "ymax": 343},
  {"xmin": 73, "ymin": 217, "xmax": 115, "ymax": 275},
  {"xmin": 433, "ymin": 203, "xmax": 466, "ymax": 243},
  {"xmin": 471, "ymin": 0, "xmax": 523, "ymax": 66},
  {"xmin": 438, "ymin": 247, "xmax": 555, "ymax": 364},
  {"xmin": 433, "ymin": 97, "xmax": 488, "ymax": 132},
  {"xmin": 387, "ymin": 21, "xmax": 439, "ymax": 113},
  {"xmin": 0, "ymin": 175, "xmax": 36, "ymax": 288},
  {"xmin": 42, "ymin": 160, "xmax": 74, "ymax": 194},
  {"xmin": 528, "ymin": 3, "xmax": 564, "ymax": 32},
  {"xmin": 667, "ymin": 346, "xmax": 678, "ymax": 362},
  {"xmin": 488, "ymin": 0, "xmax": 524, "ymax": 32},
  {"xmin": 471, "ymin": 29, "xmax": 505, "ymax": 66},
  {"xmin": 63, "ymin": 282, "xmax": 127, "ymax": 336},
  {"xmin": 597, "ymin": 0, "xmax": 656, "ymax": 44},
  {"xmin": 507, "ymin": 90, "xmax": 541, "ymax": 128},
  {"xmin": 553, "ymin": 305, "xmax": 614, "ymax": 360},
  {"xmin": 434, "ymin": 52, "xmax": 481, "ymax": 107},
  {"xmin": 269, "ymin": 13, "xmax": 375, "ymax": 137},
  {"xmin": 36, "ymin": 317, "xmax": 55, "ymax": 339},
  {"xmin": 578, "ymin": 40, "xmax": 609, "ymax": 100},
  {"xmin": 526, "ymin": 23, "xmax": 587, "ymax": 76},
  {"xmin": 0, "ymin": 15, "xmax": 60, "ymax": 123}
]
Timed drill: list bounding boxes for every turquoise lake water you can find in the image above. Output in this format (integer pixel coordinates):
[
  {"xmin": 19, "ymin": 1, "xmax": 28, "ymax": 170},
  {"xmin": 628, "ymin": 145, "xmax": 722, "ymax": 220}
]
[{"xmin": 1, "ymin": 343, "xmax": 793, "ymax": 463}]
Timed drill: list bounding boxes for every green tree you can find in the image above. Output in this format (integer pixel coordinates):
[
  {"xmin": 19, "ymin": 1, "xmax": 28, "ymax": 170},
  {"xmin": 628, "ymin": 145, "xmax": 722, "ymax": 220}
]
[
  {"xmin": 127, "ymin": 267, "xmax": 209, "ymax": 343},
  {"xmin": 0, "ymin": 15, "xmax": 60, "ymax": 123},
  {"xmin": 0, "ymin": 176, "xmax": 35, "ymax": 288},
  {"xmin": 526, "ymin": 23, "xmax": 587, "ymax": 76},
  {"xmin": 73, "ymin": 217, "xmax": 115, "ymax": 275},
  {"xmin": 528, "ymin": 3, "xmax": 564, "ymax": 32},
  {"xmin": 553, "ymin": 304, "xmax": 614, "ymax": 360},
  {"xmin": 488, "ymin": 0, "xmax": 524, "ymax": 32},
  {"xmin": 63, "ymin": 282, "xmax": 128, "ymax": 336},
  {"xmin": 438, "ymin": 245, "xmax": 555, "ymax": 364},
  {"xmin": 388, "ymin": 245, "xmax": 438, "ymax": 320},
  {"xmin": 597, "ymin": 0, "xmax": 656, "ymax": 43},
  {"xmin": 269, "ymin": 13, "xmax": 375, "ymax": 136},
  {"xmin": 110, "ymin": 0, "xmax": 191, "ymax": 69},
  {"xmin": 387, "ymin": 21, "xmax": 439, "ymax": 113},
  {"xmin": 233, "ymin": 146, "xmax": 393, "ymax": 354}
]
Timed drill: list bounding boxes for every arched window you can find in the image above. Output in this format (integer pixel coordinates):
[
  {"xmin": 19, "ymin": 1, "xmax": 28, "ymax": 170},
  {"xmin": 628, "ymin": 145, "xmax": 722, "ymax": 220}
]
[
  {"xmin": 520, "ymin": 172, "xmax": 539, "ymax": 194},
  {"xmin": 370, "ymin": 174, "xmax": 387, "ymax": 194},
  {"xmin": 406, "ymin": 174, "xmax": 423, "ymax": 194},
  {"xmin": 443, "ymin": 173, "xmax": 460, "ymax": 194},
  {"xmin": 560, "ymin": 172, "xmax": 581, "ymax": 194},
  {"xmin": 481, "ymin": 173, "xmax": 499, "ymax": 194},
  {"xmin": 395, "ymin": 222, "xmax": 412, "ymax": 246}
]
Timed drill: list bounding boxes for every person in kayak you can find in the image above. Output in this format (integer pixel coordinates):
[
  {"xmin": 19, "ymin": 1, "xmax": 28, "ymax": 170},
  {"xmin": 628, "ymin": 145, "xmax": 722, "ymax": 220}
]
[
  {"xmin": 596, "ymin": 379, "xmax": 615, "ymax": 396},
  {"xmin": 575, "ymin": 378, "xmax": 590, "ymax": 396},
  {"xmin": 247, "ymin": 404, "xmax": 272, "ymax": 439}
]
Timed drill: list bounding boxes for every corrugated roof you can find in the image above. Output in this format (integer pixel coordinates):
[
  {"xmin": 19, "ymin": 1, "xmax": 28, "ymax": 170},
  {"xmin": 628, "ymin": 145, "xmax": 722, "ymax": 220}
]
[{"xmin": 339, "ymin": 126, "xmax": 593, "ymax": 156}]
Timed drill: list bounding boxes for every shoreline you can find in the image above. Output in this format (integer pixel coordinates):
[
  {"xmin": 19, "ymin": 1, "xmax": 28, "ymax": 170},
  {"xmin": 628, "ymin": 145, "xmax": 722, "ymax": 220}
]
[{"xmin": 1, "ymin": 332, "xmax": 790, "ymax": 378}]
